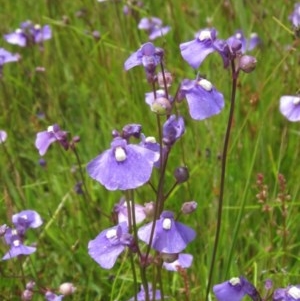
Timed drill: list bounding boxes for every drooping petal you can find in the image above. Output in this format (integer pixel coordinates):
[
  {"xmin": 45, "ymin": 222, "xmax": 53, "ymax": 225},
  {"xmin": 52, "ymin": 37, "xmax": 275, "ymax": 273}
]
[
  {"xmin": 2, "ymin": 244, "xmax": 36, "ymax": 260},
  {"xmin": 0, "ymin": 130, "xmax": 7, "ymax": 143},
  {"xmin": 35, "ymin": 131, "xmax": 57, "ymax": 156},
  {"xmin": 149, "ymin": 26, "xmax": 171, "ymax": 40},
  {"xmin": 4, "ymin": 31, "xmax": 27, "ymax": 47},
  {"xmin": 280, "ymin": 95, "xmax": 300, "ymax": 122},
  {"xmin": 163, "ymin": 253, "xmax": 193, "ymax": 271}
]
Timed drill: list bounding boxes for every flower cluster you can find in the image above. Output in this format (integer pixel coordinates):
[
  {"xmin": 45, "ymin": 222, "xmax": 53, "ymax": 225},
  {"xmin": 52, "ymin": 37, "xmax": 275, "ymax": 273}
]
[{"xmin": 1, "ymin": 210, "xmax": 42, "ymax": 261}]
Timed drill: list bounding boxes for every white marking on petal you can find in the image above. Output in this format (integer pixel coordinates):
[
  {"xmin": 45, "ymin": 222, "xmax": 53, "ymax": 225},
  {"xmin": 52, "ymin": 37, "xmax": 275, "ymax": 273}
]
[
  {"xmin": 162, "ymin": 218, "xmax": 172, "ymax": 230},
  {"xmin": 229, "ymin": 277, "xmax": 241, "ymax": 286},
  {"xmin": 115, "ymin": 147, "xmax": 127, "ymax": 162},
  {"xmin": 106, "ymin": 229, "xmax": 117, "ymax": 239},
  {"xmin": 12, "ymin": 229, "xmax": 18, "ymax": 235},
  {"xmin": 288, "ymin": 286, "xmax": 300, "ymax": 299},
  {"xmin": 13, "ymin": 239, "xmax": 21, "ymax": 247},
  {"xmin": 198, "ymin": 79, "xmax": 213, "ymax": 91},
  {"xmin": 198, "ymin": 30, "xmax": 211, "ymax": 41},
  {"xmin": 293, "ymin": 97, "xmax": 300, "ymax": 105},
  {"xmin": 235, "ymin": 33, "xmax": 242, "ymax": 39},
  {"xmin": 16, "ymin": 28, "xmax": 23, "ymax": 34},
  {"xmin": 47, "ymin": 125, "xmax": 54, "ymax": 132},
  {"xmin": 34, "ymin": 24, "xmax": 41, "ymax": 30},
  {"xmin": 20, "ymin": 214, "xmax": 28, "ymax": 220},
  {"xmin": 145, "ymin": 136, "xmax": 156, "ymax": 143},
  {"xmin": 250, "ymin": 33, "xmax": 258, "ymax": 39}
]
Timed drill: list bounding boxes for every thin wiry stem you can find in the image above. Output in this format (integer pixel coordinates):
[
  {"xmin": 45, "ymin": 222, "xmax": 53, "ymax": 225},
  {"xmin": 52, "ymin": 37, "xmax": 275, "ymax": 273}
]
[{"xmin": 205, "ymin": 60, "xmax": 239, "ymax": 301}]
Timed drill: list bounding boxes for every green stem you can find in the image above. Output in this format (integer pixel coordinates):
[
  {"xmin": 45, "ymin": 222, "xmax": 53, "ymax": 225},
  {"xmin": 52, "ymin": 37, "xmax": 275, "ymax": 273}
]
[{"xmin": 205, "ymin": 60, "xmax": 238, "ymax": 301}]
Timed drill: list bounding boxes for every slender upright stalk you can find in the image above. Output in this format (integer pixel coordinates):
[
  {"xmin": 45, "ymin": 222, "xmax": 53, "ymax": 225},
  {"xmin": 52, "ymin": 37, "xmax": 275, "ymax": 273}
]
[{"xmin": 205, "ymin": 60, "xmax": 239, "ymax": 301}]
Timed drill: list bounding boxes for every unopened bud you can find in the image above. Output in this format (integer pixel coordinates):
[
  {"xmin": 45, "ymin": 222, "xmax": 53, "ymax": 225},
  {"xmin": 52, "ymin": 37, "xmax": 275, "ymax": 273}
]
[
  {"xmin": 59, "ymin": 282, "xmax": 76, "ymax": 296},
  {"xmin": 143, "ymin": 202, "xmax": 155, "ymax": 218},
  {"xmin": 161, "ymin": 252, "xmax": 178, "ymax": 263},
  {"xmin": 25, "ymin": 281, "xmax": 35, "ymax": 291},
  {"xmin": 181, "ymin": 201, "xmax": 197, "ymax": 214},
  {"xmin": 151, "ymin": 97, "xmax": 172, "ymax": 115},
  {"xmin": 157, "ymin": 71, "xmax": 173, "ymax": 88},
  {"xmin": 239, "ymin": 55, "xmax": 257, "ymax": 73},
  {"xmin": 22, "ymin": 290, "xmax": 33, "ymax": 301},
  {"xmin": 174, "ymin": 166, "xmax": 189, "ymax": 183}
]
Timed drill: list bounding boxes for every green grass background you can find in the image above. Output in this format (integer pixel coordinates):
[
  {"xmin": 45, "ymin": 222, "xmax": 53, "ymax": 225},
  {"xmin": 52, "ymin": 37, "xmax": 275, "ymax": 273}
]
[{"xmin": 0, "ymin": 0, "xmax": 299, "ymax": 300}]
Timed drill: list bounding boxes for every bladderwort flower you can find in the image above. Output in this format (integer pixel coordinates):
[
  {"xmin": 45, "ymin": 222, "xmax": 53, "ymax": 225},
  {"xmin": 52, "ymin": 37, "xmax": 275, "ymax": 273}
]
[
  {"xmin": 180, "ymin": 28, "xmax": 230, "ymax": 69},
  {"xmin": 113, "ymin": 197, "xmax": 146, "ymax": 225},
  {"xmin": 4, "ymin": 21, "xmax": 52, "ymax": 47},
  {"xmin": 88, "ymin": 222, "xmax": 135, "ymax": 269},
  {"xmin": 162, "ymin": 253, "xmax": 193, "ymax": 271},
  {"xmin": 12, "ymin": 210, "xmax": 43, "ymax": 235},
  {"xmin": 35, "ymin": 124, "xmax": 69, "ymax": 156},
  {"xmin": 213, "ymin": 276, "xmax": 261, "ymax": 301},
  {"xmin": 162, "ymin": 115, "xmax": 185, "ymax": 146},
  {"xmin": 0, "ymin": 48, "xmax": 20, "ymax": 75},
  {"xmin": 0, "ymin": 130, "xmax": 7, "ymax": 143},
  {"xmin": 138, "ymin": 211, "xmax": 196, "ymax": 253},
  {"xmin": 279, "ymin": 95, "xmax": 300, "ymax": 122},
  {"xmin": 179, "ymin": 78, "xmax": 225, "ymax": 120},
  {"xmin": 87, "ymin": 137, "xmax": 159, "ymax": 190},
  {"xmin": 227, "ymin": 30, "xmax": 261, "ymax": 54},
  {"xmin": 273, "ymin": 285, "xmax": 300, "ymax": 301},
  {"xmin": 138, "ymin": 17, "xmax": 171, "ymax": 40},
  {"xmin": 45, "ymin": 291, "xmax": 64, "ymax": 301},
  {"xmin": 128, "ymin": 284, "xmax": 162, "ymax": 301},
  {"xmin": 124, "ymin": 42, "xmax": 164, "ymax": 81},
  {"xmin": 289, "ymin": 3, "xmax": 300, "ymax": 30},
  {"xmin": 2, "ymin": 228, "xmax": 37, "ymax": 260}
]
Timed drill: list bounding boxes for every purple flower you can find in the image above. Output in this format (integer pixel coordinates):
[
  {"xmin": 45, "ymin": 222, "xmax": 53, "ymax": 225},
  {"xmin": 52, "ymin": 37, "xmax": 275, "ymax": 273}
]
[
  {"xmin": 289, "ymin": 3, "xmax": 300, "ymax": 29},
  {"xmin": 179, "ymin": 78, "xmax": 225, "ymax": 120},
  {"xmin": 45, "ymin": 291, "xmax": 64, "ymax": 301},
  {"xmin": 139, "ymin": 134, "xmax": 161, "ymax": 168},
  {"xmin": 87, "ymin": 137, "xmax": 159, "ymax": 190},
  {"xmin": 227, "ymin": 30, "xmax": 261, "ymax": 53},
  {"xmin": 138, "ymin": 17, "xmax": 171, "ymax": 40},
  {"xmin": 35, "ymin": 124, "xmax": 69, "ymax": 156},
  {"xmin": 128, "ymin": 284, "xmax": 162, "ymax": 301},
  {"xmin": 114, "ymin": 197, "xmax": 146, "ymax": 225},
  {"xmin": 88, "ymin": 222, "xmax": 134, "ymax": 269},
  {"xmin": 163, "ymin": 253, "xmax": 193, "ymax": 271},
  {"xmin": 124, "ymin": 42, "xmax": 163, "ymax": 72},
  {"xmin": 4, "ymin": 21, "xmax": 52, "ymax": 47},
  {"xmin": 279, "ymin": 95, "xmax": 300, "ymax": 122},
  {"xmin": 274, "ymin": 285, "xmax": 300, "ymax": 301},
  {"xmin": 2, "ymin": 228, "xmax": 36, "ymax": 260},
  {"xmin": 145, "ymin": 89, "xmax": 168, "ymax": 107},
  {"xmin": 12, "ymin": 210, "xmax": 43, "ymax": 235},
  {"xmin": 213, "ymin": 276, "xmax": 260, "ymax": 301},
  {"xmin": 180, "ymin": 28, "xmax": 230, "ymax": 69},
  {"xmin": 138, "ymin": 211, "xmax": 196, "ymax": 253},
  {"xmin": 0, "ymin": 48, "xmax": 20, "ymax": 66},
  {"xmin": 162, "ymin": 115, "xmax": 185, "ymax": 145},
  {"xmin": 0, "ymin": 130, "xmax": 7, "ymax": 143}
]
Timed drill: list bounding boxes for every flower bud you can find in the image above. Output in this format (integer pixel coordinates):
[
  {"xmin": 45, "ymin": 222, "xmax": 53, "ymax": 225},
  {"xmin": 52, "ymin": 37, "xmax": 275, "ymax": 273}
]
[
  {"xmin": 151, "ymin": 97, "xmax": 172, "ymax": 115},
  {"xmin": 25, "ymin": 281, "xmax": 35, "ymax": 291},
  {"xmin": 174, "ymin": 166, "xmax": 189, "ymax": 183},
  {"xmin": 181, "ymin": 201, "xmax": 197, "ymax": 214},
  {"xmin": 157, "ymin": 71, "xmax": 173, "ymax": 88},
  {"xmin": 143, "ymin": 202, "xmax": 155, "ymax": 218},
  {"xmin": 22, "ymin": 290, "xmax": 33, "ymax": 301},
  {"xmin": 59, "ymin": 282, "xmax": 76, "ymax": 296},
  {"xmin": 239, "ymin": 55, "xmax": 257, "ymax": 73},
  {"xmin": 161, "ymin": 252, "xmax": 178, "ymax": 263}
]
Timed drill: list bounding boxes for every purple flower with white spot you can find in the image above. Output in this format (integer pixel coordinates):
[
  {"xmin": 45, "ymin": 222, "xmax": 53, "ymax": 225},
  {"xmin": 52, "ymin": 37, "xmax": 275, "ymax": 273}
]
[
  {"xmin": 128, "ymin": 284, "xmax": 162, "ymax": 301},
  {"xmin": 274, "ymin": 285, "xmax": 300, "ymax": 301},
  {"xmin": 139, "ymin": 134, "xmax": 161, "ymax": 168},
  {"xmin": 114, "ymin": 197, "xmax": 146, "ymax": 225},
  {"xmin": 289, "ymin": 3, "xmax": 300, "ymax": 29},
  {"xmin": 179, "ymin": 78, "xmax": 225, "ymax": 120},
  {"xmin": 227, "ymin": 30, "xmax": 261, "ymax": 54},
  {"xmin": 138, "ymin": 211, "xmax": 196, "ymax": 253},
  {"xmin": 138, "ymin": 17, "xmax": 171, "ymax": 40},
  {"xmin": 0, "ymin": 130, "xmax": 7, "ymax": 143},
  {"xmin": 12, "ymin": 210, "xmax": 43, "ymax": 235},
  {"xmin": 213, "ymin": 276, "xmax": 260, "ymax": 301},
  {"xmin": 124, "ymin": 42, "xmax": 163, "ymax": 73},
  {"xmin": 279, "ymin": 95, "xmax": 300, "ymax": 122},
  {"xmin": 0, "ymin": 48, "xmax": 20, "ymax": 75},
  {"xmin": 4, "ymin": 21, "xmax": 52, "ymax": 47},
  {"xmin": 88, "ymin": 222, "xmax": 134, "ymax": 269},
  {"xmin": 163, "ymin": 253, "xmax": 193, "ymax": 271},
  {"xmin": 45, "ymin": 291, "xmax": 64, "ymax": 301},
  {"xmin": 180, "ymin": 28, "xmax": 231, "ymax": 69},
  {"xmin": 35, "ymin": 124, "xmax": 69, "ymax": 156},
  {"xmin": 87, "ymin": 137, "xmax": 159, "ymax": 190},
  {"xmin": 162, "ymin": 115, "xmax": 185, "ymax": 146},
  {"xmin": 2, "ymin": 228, "xmax": 36, "ymax": 260}
]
